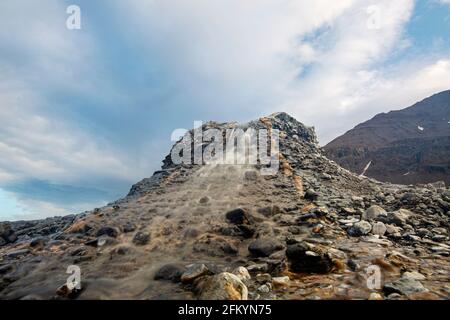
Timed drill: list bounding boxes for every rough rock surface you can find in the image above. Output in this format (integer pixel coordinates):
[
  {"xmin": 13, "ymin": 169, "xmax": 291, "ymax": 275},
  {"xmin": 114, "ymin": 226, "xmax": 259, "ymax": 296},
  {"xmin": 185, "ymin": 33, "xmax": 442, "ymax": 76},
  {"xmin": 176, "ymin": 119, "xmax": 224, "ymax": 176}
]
[{"xmin": 0, "ymin": 112, "xmax": 449, "ymax": 300}]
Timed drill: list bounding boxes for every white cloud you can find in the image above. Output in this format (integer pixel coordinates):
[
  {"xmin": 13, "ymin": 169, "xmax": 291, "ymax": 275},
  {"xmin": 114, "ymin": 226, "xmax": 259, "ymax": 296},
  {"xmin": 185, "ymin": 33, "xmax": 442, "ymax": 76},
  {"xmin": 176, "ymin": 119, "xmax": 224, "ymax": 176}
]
[
  {"xmin": 0, "ymin": 1, "xmax": 145, "ymax": 188},
  {"xmin": 113, "ymin": 0, "xmax": 446, "ymax": 146},
  {"xmin": 114, "ymin": 0, "xmax": 356, "ymax": 114}
]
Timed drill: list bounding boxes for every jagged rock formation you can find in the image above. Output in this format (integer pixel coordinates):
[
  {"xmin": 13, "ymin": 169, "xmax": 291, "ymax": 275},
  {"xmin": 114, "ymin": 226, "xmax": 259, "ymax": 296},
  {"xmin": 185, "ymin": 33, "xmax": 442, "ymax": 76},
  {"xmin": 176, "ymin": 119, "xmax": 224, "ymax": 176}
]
[
  {"xmin": 325, "ymin": 90, "xmax": 450, "ymax": 185},
  {"xmin": 0, "ymin": 112, "xmax": 449, "ymax": 300}
]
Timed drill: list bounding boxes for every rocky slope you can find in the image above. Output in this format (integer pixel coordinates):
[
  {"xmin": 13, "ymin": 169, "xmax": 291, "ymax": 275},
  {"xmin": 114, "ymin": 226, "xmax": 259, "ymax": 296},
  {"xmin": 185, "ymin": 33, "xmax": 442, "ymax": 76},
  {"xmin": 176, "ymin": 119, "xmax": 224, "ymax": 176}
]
[
  {"xmin": 324, "ymin": 90, "xmax": 450, "ymax": 185},
  {"xmin": 0, "ymin": 112, "xmax": 449, "ymax": 300}
]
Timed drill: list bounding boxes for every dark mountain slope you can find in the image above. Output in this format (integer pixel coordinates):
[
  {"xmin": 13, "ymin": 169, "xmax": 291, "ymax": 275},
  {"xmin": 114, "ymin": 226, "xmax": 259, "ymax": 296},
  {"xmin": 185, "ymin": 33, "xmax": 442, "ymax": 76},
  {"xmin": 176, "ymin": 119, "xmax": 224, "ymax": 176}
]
[{"xmin": 325, "ymin": 90, "xmax": 450, "ymax": 185}]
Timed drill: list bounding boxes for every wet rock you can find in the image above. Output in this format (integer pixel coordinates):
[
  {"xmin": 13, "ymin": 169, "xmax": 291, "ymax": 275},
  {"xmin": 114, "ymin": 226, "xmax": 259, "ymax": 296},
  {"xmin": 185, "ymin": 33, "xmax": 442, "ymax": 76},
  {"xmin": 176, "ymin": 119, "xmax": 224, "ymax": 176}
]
[
  {"xmin": 286, "ymin": 242, "xmax": 333, "ymax": 273},
  {"xmin": 56, "ymin": 284, "xmax": 82, "ymax": 299},
  {"xmin": 416, "ymin": 228, "xmax": 432, "ymax": 238},
  {"xmin": 432, "ymin": 234, "xmax": 447, "ymax": 242},
  {"xmin": 305, "ymin": 189, "xmax": 319, "ymax": 200},
  {"xmin": 193, "ymin": 235, "xmax": 239, "ymax": 256},
  {"xmin": 386, "ymin": 293, "xmax": 402, "ymax": 300},
  {"xmin": 19, "ymin": 294, "xmax": 45, "ymax": 300},
  {"xmin": 257, "ymin": 206, "xmax": 281, "ymax": 217},
  {"xmin": 232, "ymin": 267, "xmax": 251, "ymax": 281},
  {"xmin": 122, "ymin": 222, "xmax": 136, "ymax": 233},
  {"xmin": 312, "ymin": 207, "xmax": 329, "ymax": 217},
  {"xmin": 154, "ymin": 264, "xmax": 186, "ymax": 282},
  {"xmin": 85, "ymin": 236, "xmax": 117, "ymax": 248},
  {"xmin": 371, "ymin": 222, "xmax": 387, "ymax": 236},
  {"xmin": 0, "ymin": 222, "xmax": 17, "ymax": 245},
  {"xmin": 221, "ymin": 242, "xmax": 238, "ymax": 255},
  {"xmin": 348, "ymin": 220, "xmax": 372, "ymax": 236},
  {"xmin": 6, "ymin": 249, "xmax": 30, "ymax": 259},
  {"xmin": 198, "ymin": 272, "xmax": 248, "ymax": 300},
  {"xmin": 362, "ymin": 205, "xmax": 386, "ymax": 221},
  {"xmin": 257, "ymin": 284, "xmax": 271, "ymax": 293},
  {"xmin": 246, "ymin": 263, "xmax": 269, "ymax": 273},
  {"xmin": 225, "ymin": 208, "xmax": 251, "ymax": 225},
  {"xmin": 181, "ymin": 264, "xmax": 211, "ymax": 283},
  {"xmin": 236, "ymin": 225, "xmax": 256, "ymax": 238},
  {"xmin": 0, "ymin": 264, "xmax": 13, "ymax": 275},
  {"xmin": 403, "ymin": 234, "xmax": 421, "ymax": 242},
  {"xmin": 132, "ymin": 231, "xmax": 150, "ymax": 246},
  {"xmin": 220, "ymin": 225, "xmax": 255, "ymax": 238},
  {"xmin": 383, "ymin": 278, "xmax": 428, "ymax": 296},
  {"xmin": 96, "ymin": 226, "xmax": 119, "ymax": 238},
  {"xmin": 30, "ymin": 237, "xmax": 47, "ymax": 248},
  {"xmin": 347, "ymin": 259, "xmax": 360, "ymax": 271},
  {"xmin": 248, "ymin": 239, "xmax": 284, "ymax": 257}
]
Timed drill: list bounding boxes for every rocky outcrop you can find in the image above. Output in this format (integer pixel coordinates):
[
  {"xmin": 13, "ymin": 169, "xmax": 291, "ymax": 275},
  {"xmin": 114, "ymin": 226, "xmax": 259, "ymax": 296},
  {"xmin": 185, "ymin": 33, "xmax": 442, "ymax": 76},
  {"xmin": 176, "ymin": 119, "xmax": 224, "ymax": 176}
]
[
  {"xmin": 325, "ymin": 90, "xmax": 450, "ymax": 185},
  {"xmin": 0, "ymin": 112, "xmax": 448, "ymax": 300}
]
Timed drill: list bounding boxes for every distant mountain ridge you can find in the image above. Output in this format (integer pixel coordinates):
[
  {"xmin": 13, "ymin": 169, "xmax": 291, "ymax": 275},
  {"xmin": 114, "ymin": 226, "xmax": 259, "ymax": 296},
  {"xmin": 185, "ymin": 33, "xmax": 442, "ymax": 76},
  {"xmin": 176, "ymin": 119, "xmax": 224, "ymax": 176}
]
[{"xmin": 324, "ymin": 90, "xmax": 450, "ymax": 185}]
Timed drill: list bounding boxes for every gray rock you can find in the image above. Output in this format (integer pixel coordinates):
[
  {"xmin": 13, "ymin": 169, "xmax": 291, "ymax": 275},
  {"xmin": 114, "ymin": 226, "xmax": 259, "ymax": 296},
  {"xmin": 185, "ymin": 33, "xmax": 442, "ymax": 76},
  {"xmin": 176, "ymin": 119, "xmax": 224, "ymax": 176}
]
[
  {"xmin": 257, "ymin": 284, "xmax": 271, "ymax": 293},
  {"xmin": 246, "ymin": 263, "xmax": 269, "ymax": 273},
  {"xmin": 387, "ymin": 209, "xmax": 412, "ymax": 226},
  {"xmin": 181, "ymin": 263, "xmax": 211, "ymax": 283},
  {"xmin": 383, "ymin": 278, "xmax": 428, "ymax": 296},
  {"xmin": 0, "ymin": 264, "xmax": 13, "ymax": 274},
  {"xmin": 132, "ymin": 231, "xmax": 150, "ymax": 246},
  {"xmin": 96, "ymin": 226, "xmax": 119, "ymax": 238},
  {"xmin": 6, "ymin": 249, "xmax": 30, "ymax": 258},
  {"xmin": 371, "ymin": 222, "xmax": 387, "ymax": 236},
  {"xmin": 0, "ymin": 222, "xmax": 17, "ymax": 245},
  {"xmin": 30, "ymin": 237, "xmax": 47, "ymax": 248},
  {"xmin": 348, "ymin": 220, "xmax": 372, "ymax": 236},
  {"xmin": 154, "ymin": 263, "xmax": 186, "ymax": 282},
  {"xmin": 56, "ymin": 283, "xmax": 82, "ymax": 299},
  {"xmin": 305, "ymin": 189, "xmax": 319, "ymax": 200},
  {"xmin": 402, "ymin": 271, "xmax": 425, "ymax": 281},
  {"xmin": 95, "ymin": 236, "xmax": 118, "ymax": 247},
  {"xmin": 122, "ymin": 222, "xmax": 136, "ymax": 233},
  {"xmin": 347, "ymin": 259, "xmax": 360, "ymax": 271},
  {"xmin": 225, "ymin": 208, "xmax": 251, "ymax": 225},
  {"xmin": 362, "ymin": 205, "xmax": 386, "ymax": 221},
  {"xmin": 248, "ymin": 239, "xmax": 284, "ymax": 257},
  {"xmin": 286, "ymin": 242, "xmax": 333, "ymax": 273}
]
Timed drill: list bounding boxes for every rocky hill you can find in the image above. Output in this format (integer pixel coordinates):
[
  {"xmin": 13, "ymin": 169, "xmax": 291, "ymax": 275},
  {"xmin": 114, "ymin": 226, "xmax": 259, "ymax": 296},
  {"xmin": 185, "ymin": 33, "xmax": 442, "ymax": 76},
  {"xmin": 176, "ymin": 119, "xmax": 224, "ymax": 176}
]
[
  {"xmin": 0, "ymin": 112, "xmax": 449, "ymax": 300},
  {"xmin": 324, "ymin": 90, "xmax": 450, "ymax": 185}
]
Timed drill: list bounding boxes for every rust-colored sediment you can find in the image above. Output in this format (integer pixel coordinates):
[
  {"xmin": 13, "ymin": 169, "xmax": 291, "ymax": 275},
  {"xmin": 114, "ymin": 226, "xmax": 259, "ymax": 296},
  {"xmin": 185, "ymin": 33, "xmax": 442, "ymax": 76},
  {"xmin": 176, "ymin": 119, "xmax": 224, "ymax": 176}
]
[{"xmin": 260, "ymin": 117, "xmax": 304, "ymax": 197}]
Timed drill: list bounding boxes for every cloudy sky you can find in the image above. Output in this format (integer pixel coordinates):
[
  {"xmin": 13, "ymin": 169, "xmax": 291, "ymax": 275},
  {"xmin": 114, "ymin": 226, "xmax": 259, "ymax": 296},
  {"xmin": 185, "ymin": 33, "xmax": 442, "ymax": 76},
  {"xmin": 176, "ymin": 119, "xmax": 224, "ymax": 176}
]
[{"xmin": 1, "ymin": 0, "xmax": 450, "ymax": 220}]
